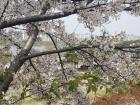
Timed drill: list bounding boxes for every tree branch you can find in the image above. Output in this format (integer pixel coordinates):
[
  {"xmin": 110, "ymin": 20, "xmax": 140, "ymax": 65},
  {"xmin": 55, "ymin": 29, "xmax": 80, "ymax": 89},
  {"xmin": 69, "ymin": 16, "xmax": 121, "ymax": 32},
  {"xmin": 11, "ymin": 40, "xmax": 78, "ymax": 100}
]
[
  {"xmin": 21, "ymin": 45, "xmax": 96, "ymax": 60},
  {"xmin": 0, "ymin": 0, "xmax": 9, "ymax": 21},
  {"xmin": 0, "ymin": 10, "xmax": 77, "ymax": 29},
  {"xmin": 21, "ymin": 43, "xmax": 140, "ymax": 61},
  {"xmin": 0, "ymin": 1, "xmax": 138, "ymax": 29},
  {"xmin": 47, "ymin": 33, "xmax": 67, "ymax": 81},
  {"xmin": 0, "ymin": 0, "xmax": 50, "ymax": 95}
]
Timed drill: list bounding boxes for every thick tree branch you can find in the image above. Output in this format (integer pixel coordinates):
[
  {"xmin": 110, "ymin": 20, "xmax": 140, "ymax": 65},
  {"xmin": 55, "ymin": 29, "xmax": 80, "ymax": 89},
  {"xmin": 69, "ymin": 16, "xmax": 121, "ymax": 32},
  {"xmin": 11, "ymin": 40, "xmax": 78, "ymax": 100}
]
[
  {"xmin": 0, "ymin": 1, "xmax": 138, "ymax": 29},
  {"xmin": 0, "ymin": 10, "xmax": 77, "ymax": 29},
  {"xmin": 0, "ymin": 0, "xmax": 50, "ymax": 95},
  {"xmin": 21, "ymin": 45, "xmax": 96, "ymax": 60},
  {"xmin": 21, "ymin": 43, "xmax": 140, "ymax": 61}
]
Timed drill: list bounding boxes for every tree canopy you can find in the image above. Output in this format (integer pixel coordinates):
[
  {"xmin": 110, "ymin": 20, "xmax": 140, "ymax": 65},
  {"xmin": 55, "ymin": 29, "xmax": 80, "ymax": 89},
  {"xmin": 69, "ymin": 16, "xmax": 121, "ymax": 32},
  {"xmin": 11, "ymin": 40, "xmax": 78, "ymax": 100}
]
[{"xmin": 0, "ymin": 0, "xmax": 140, "ymax": 105}]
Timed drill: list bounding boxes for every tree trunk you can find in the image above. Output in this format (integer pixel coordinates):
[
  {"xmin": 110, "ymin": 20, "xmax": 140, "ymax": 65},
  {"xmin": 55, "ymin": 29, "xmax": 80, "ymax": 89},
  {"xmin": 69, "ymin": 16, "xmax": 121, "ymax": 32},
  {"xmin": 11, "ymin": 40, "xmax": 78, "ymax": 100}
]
[
  {"xmin": 0, "ymin": 0, "xmax": 50, "ymax": 95},
  {"xmin": 0, "ymin": 25, "xmax": 38, "ymax": 94}
]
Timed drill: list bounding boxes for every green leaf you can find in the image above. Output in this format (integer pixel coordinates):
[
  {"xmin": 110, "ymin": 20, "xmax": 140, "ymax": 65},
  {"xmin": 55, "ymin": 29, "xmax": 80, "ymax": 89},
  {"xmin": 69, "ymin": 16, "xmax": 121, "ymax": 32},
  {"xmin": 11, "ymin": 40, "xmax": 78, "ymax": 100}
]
[
  {"xmin": 0, "ymin": 71, "xmax": 4, "ymax": 82},
  {"xmin": 4, "ymin": 100, "xmax": 10, "ymax": 105},
  {"xmin": 53, "ymin": 91, "xmax": 59, "ymax": 98},
  {"xmin": 0, "ymin": 71, "xmax": 13, "ymax": 83},
  {"xmin": 64, "ymin": 51, "xmax": 80, "ymax": 64},
  {"xmin": 87, "ymin": 84, "xmax": 97, "ymax": 93},
  {"xmin": 136, "ymin": 81, "xmax": 140, "ymax": 87},
  {"xmin": 106, "ymin": 87, "xmax": 113, "ymax": 94},
  {"xmin": 4, "ymin": 52, "xmax": 12, "ymax": 59},
  {"xmin": 88, "ymin": 72, "xmax": 100, "ymax": 82},
  {"xmin": 128, "ymin": 80, "xmax": 133, "ymax": 85},
  {"xmin": 45, "ymin": 94, "xmax": 53, "ymax": 100},
  {"xmin": 87, "ymin": 84, "xmax": 92, "ymax": 93},
  {"xmin": 50, "ymin": 79, "xmax": 60, "ymax": 97},
  {"xmin": 92, "ymin": 84, "xmax": 97, "ymax": 92},
  {"xmin": 0, "ymin": 94, "xmax": 3, "ymax": 100},
  {"xmin": 5, "ymin": 102, "xmax": 10, "ymax": 105},
  {"xmin": 21, "ymin": 91, "xmax": 26, "ymax": 99},
  {"xmin": 99, "ymin": 86, "xmax": 103, "ymax": 90},
  {"xmin": 117, "ymin": 87, "xmax": 124, "ymax": 94},
  {"xmin": 68, "ymin": 79, "xmax": 79, "ymax": 92},
  {"xmin": 113, "ymin": 85, "xmax": 129, "ymax": 94},
  {"xmin": 35, "ymin": 69, "xmax": 41, "ymax": 79}
]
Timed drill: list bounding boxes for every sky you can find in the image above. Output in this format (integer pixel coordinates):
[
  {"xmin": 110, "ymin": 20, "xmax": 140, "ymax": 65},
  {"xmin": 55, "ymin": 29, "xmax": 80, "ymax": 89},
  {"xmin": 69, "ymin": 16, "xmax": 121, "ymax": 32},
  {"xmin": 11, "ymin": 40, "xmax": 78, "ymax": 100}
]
[{"xmin": 62, "ymin": 12, "xmax": 140, "ymax": 38}]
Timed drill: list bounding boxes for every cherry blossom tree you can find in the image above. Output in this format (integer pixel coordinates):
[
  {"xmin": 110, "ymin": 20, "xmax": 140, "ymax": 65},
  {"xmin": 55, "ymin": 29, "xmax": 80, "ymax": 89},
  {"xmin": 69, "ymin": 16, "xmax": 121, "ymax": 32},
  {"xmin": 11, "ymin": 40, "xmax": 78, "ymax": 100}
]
[{"xmin": 0, "ymin": 0, "xmax": 140, "ymax": 104}]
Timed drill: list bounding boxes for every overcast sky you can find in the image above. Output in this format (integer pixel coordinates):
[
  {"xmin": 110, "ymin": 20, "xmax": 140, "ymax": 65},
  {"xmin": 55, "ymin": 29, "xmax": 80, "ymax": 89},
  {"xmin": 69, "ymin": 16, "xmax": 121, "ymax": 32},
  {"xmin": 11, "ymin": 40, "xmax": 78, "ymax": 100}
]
[{"xmin": 62, "ymin": 12, "xmax": 140, "ymax": 38}]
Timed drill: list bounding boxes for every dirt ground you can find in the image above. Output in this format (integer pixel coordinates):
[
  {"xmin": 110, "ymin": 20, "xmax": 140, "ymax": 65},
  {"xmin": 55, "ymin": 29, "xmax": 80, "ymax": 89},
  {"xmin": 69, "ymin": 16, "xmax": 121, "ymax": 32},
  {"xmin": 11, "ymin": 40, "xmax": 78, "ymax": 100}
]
[{"xmin": 92, "ymin": 85, "xmax": 140, "ymax": 105}]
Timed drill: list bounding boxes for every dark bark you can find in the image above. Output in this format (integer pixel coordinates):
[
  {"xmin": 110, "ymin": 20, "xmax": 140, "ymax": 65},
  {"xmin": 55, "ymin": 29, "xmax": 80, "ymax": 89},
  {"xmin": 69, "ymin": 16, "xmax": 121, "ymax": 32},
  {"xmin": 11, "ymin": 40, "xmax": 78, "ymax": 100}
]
[
  {"xmin": 0, "ymin": 1, "xmax": 48, "ymax": 96},
  {"xmin": 0, "ymin": 10, "xmax": 77, "ymax": 29},
  {"xmin": 0, "ymin": 30, "xmax": 38, "ymax": 95},
  {"xmin": 0, "ymin": 0, "xmax": 9, "ymax": 21},
  {"xmin": 0, "ymin": 49, "xmax": 28, "ymax": 94},
  {"xmin": 47, "ymin": 33, "xmax": 67, "ymax": 80},
  {"xmin": 20, "ymin": 44, "xmax": 140, "ymax": 61},
  {"xmin": 0, "ymin": 1, "xmax": 137, "ymax": 29}
]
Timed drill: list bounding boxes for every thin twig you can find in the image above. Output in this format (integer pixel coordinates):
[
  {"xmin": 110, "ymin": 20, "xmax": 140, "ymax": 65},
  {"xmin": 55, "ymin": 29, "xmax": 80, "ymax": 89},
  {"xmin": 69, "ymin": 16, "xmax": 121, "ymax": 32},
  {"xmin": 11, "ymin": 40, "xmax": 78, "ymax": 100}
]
[
  {"xmin": 47, "ymin": 33, "xmax": 68, "ymax": 81},
  {"xmin": 0, "ymin": 0, "xmax": 9, "ymax": 21}
]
